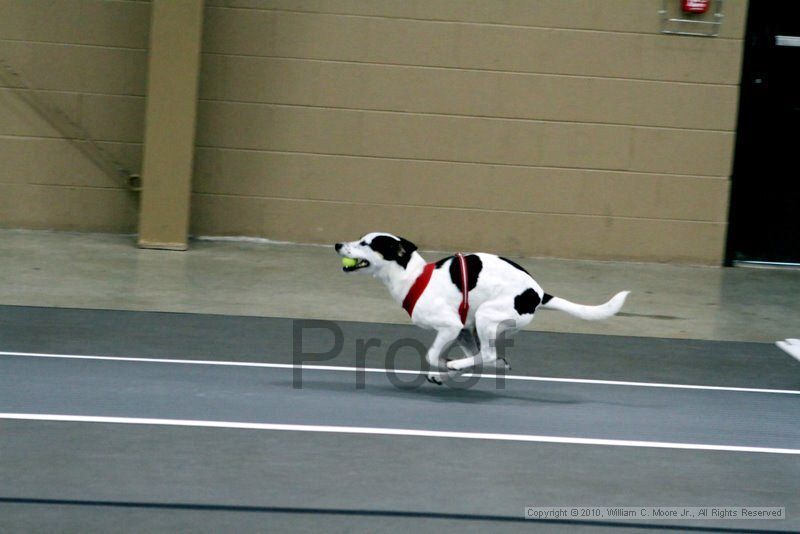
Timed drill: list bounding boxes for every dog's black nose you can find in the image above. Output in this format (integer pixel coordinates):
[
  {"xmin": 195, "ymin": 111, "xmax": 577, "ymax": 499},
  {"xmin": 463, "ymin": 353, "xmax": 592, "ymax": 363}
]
[{"xmin": 334, "ymin": 243, "xmax": 343, "ymax": 252}]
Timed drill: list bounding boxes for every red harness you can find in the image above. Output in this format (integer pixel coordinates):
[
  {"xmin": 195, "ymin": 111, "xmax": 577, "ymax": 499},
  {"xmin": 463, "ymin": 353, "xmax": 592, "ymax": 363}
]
[{"xmin": 402, "ymin": 253, "xmax": 470, "ymax": 324}]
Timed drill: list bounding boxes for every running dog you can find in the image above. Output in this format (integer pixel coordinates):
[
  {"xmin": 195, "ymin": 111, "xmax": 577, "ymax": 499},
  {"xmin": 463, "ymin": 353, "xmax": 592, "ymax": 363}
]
[{"xmin": 335, "ymin": 232, "xmax": 629, "ymax": 384}]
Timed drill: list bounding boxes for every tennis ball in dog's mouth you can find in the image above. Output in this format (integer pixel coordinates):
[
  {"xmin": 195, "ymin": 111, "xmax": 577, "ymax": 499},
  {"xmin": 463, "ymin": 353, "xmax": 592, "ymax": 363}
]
[{"xmin": 341, "ymin": 257, "xmax": 358, "ymax": 268}]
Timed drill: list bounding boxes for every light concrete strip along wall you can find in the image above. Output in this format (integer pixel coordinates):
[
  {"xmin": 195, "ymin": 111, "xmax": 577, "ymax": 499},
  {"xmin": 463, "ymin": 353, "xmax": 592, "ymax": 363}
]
[
  {"xmin": 191, "ymin": 2, "xmax": 746, "ymax": 264},
  {"xmin": 138, "ymin": 0, "xmax": 204, "ymax": 251}
]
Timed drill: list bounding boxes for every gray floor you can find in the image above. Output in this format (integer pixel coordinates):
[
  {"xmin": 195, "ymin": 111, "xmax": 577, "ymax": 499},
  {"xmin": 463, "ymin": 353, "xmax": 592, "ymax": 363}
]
[
  {"xmin": 4, "ymin": 353, "xmax": 799, "ymax": 450},
  {"xmin": 1, "ymin": 305, "xmax": 799, "ymax": 533},
  {"xmin": 1, "ymin": 230, "xmax": 800, "ymax": 533},
  {"xmin": 1, "ymin": 422, "xmax": 796, "ymax": 533}
]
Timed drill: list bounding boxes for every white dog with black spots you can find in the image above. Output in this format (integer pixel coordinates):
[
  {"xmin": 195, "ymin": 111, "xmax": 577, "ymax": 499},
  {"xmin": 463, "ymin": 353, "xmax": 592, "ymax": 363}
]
[{"xmin": 335, "ymin": 232, "xmax": 629, "ymax": 384}]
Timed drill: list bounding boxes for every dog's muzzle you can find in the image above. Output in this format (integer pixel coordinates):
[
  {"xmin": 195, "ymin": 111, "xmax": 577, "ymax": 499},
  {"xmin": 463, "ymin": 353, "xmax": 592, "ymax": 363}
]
[
  {"xmin": 343, "ymin": 259, "xmax": 370, "ymax": 272},
  {"xmin": 335, "ymin": 243, "xmax": 370, "ymax": 272}
]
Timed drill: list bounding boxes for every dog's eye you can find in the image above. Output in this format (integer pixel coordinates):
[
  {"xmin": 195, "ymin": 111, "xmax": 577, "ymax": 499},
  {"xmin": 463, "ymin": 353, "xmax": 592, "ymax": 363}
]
[{"xmin": 360, "ymin": 241, "xmax": 367, "ymax": 246}]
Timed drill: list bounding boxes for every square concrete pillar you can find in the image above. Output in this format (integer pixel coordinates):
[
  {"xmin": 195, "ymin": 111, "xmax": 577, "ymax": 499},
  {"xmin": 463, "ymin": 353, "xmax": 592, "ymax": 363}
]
[{"xmin": 138, "ymin": 0, "xmax": 204, "ymax": 250}]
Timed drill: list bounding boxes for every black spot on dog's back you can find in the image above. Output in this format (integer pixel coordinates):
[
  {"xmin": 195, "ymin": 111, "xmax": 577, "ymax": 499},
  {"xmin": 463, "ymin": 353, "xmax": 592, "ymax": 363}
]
[
  {"xmin": 434, "ymin": 254, "xmax": 482, "ymax": 292},
  {"xmin": 542, "ymin": 293, "xmax": 554, "ymax": 305},
  {"xmin": 514, "ymin": 288, "xmax": 541, "ymax": 315},
  {"xmin": 449, "ymin": 254, "xmax": 482, "ymax": 292},
  {"xmin": 499, "ymin": 257, "xmax": 530, "ymax": 275}
]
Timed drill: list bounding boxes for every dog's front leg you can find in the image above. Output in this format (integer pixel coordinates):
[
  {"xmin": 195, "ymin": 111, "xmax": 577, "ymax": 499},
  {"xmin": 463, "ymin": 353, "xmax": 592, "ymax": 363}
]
[{"xmin": 425, "ymin": 326, "xmax": 461, "ymax": 385}]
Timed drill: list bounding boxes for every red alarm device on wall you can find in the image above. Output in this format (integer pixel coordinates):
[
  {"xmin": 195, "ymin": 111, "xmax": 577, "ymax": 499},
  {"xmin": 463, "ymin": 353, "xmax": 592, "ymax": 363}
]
[{"xmin": 682, "ymin": 0, "xmax": 711, "ymax": 14}]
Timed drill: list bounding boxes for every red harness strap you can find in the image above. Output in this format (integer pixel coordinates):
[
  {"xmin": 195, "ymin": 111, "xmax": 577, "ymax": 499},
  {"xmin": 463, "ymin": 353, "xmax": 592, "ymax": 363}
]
[
  {"xmin": 455, "ymin": 253, "xmax": 470, "ymax": 324},
  {"xmin": 402, "ymin": 254, "xmax": 470, "ymax": 325},
  {"xmin": 402, "ymin": 262, "xmax": 435, "ymax": 318}
]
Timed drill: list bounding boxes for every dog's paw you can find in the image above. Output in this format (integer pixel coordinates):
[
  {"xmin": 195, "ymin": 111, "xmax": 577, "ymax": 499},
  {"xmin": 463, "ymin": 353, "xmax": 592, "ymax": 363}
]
[
  {"xmin": 426, "ymin": 373, "xmax": 443, "ymax": 385},
  {"xmin": 446, "ymin": 358, "xmax": 473, "ymax": 371}
]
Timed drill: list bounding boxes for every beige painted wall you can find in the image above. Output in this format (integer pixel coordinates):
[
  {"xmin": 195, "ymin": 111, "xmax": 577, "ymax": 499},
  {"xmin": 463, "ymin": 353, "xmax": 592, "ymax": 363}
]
[
  {"xmin": 0, "ymin": 0, "xmax": 748, "ymax": 264},
  {"xmin": 0, "ymin": 0, "xmax": 148, "ymax": 232}
]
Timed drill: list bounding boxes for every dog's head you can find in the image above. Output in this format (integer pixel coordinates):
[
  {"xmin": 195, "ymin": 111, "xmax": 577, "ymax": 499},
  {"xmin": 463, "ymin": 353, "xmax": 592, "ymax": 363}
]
[{"xmin": 334, "ymin": 232, "xmax": 418, "ymax": 274}]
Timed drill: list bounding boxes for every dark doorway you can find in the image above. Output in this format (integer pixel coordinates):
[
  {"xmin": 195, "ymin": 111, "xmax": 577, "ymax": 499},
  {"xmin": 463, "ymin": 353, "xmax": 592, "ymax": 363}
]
[{"xmin": 726, "ymin": 0, "xmax": 800, "ymax": 265}]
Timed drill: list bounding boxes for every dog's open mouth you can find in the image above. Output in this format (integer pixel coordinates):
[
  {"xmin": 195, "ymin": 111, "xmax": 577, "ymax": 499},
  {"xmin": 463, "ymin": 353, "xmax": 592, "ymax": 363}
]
[{"xmin": 343, "ymin": 258, "xmax": 370, "ymax": 272}]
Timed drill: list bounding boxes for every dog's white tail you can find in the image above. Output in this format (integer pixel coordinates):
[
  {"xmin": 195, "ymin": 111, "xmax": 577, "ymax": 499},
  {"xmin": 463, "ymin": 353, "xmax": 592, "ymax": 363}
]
[{"xmin": 540, "ymin": 291, "xmax": 629, "ymax": 321}]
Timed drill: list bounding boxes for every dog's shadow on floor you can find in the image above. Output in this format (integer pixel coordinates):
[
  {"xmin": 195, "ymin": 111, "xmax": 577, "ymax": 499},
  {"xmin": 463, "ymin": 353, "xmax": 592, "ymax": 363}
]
[{"xmin": 273, "ymin": 379, "xmax": 584, "ymax": 406}]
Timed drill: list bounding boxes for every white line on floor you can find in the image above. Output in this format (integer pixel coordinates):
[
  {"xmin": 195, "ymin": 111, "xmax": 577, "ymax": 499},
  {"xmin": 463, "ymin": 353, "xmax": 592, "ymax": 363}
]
[
  {"xmin": 2, "ymin": 350, "xmax": 798, "ymax": 396},
  {"xmin": 1, "ymin": 413, "xmax": 798, "ymax": 455}
]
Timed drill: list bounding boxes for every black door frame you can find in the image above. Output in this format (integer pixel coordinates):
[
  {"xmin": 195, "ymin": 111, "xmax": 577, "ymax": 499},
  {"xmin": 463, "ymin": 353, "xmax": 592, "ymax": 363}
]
[{"xmin": 725, "ymin": 0, "xmax": 800, "ymax": 266}]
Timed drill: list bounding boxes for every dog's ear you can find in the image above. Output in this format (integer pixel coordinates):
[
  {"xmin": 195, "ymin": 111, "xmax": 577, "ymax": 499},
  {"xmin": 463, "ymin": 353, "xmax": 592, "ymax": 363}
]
[
  {"xmin": 369, "ymin": 235, "xmax": 417, "ymax": 268},
  {"xmin": 369, "ymin": 235, "xmax": 401, "ymax": 261},
  {"xmin": 397, "ymin": 237, "xmax": 417, "ymax": 257},
  {"xmin": 393, "ymin": 237, "xmax": 417, "ymax": 269}
]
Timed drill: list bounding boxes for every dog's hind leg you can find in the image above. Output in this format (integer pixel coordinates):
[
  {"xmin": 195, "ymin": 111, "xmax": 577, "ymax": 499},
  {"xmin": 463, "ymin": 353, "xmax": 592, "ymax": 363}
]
[
  {"xmin": 448, "ymin": 302, "xmax": 504, "ymax": 371},
  {"xmin": 425, "ymin": 326, "xmax": 462, "ymax": 385},
  {"xmin": 448, "ymin": 299, "xmax": 528, "ymax": 372},
  {"xmin": 454, "ymin": 328, "xmax": 510, "ymax": 371},
  {"xmin": 455, "ymin": 328, "xmax": 480, "ymax": 357}
]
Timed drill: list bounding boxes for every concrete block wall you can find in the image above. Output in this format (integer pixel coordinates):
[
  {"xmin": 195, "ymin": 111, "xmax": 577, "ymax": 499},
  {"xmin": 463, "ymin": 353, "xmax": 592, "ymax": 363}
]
[
  {"xmin": 0, "ymin": 0, "xmax": 148, "ymax": 232},
  {"xmin": 0, "ymin": 0, "xmax": 749, "ymax": 264}
]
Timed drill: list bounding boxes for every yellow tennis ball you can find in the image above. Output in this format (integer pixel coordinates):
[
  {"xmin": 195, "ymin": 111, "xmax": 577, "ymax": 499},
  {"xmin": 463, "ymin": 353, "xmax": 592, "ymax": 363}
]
[{"xmin": 342, "ymin": 257, "xmax": 358, "ymax": 268}]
